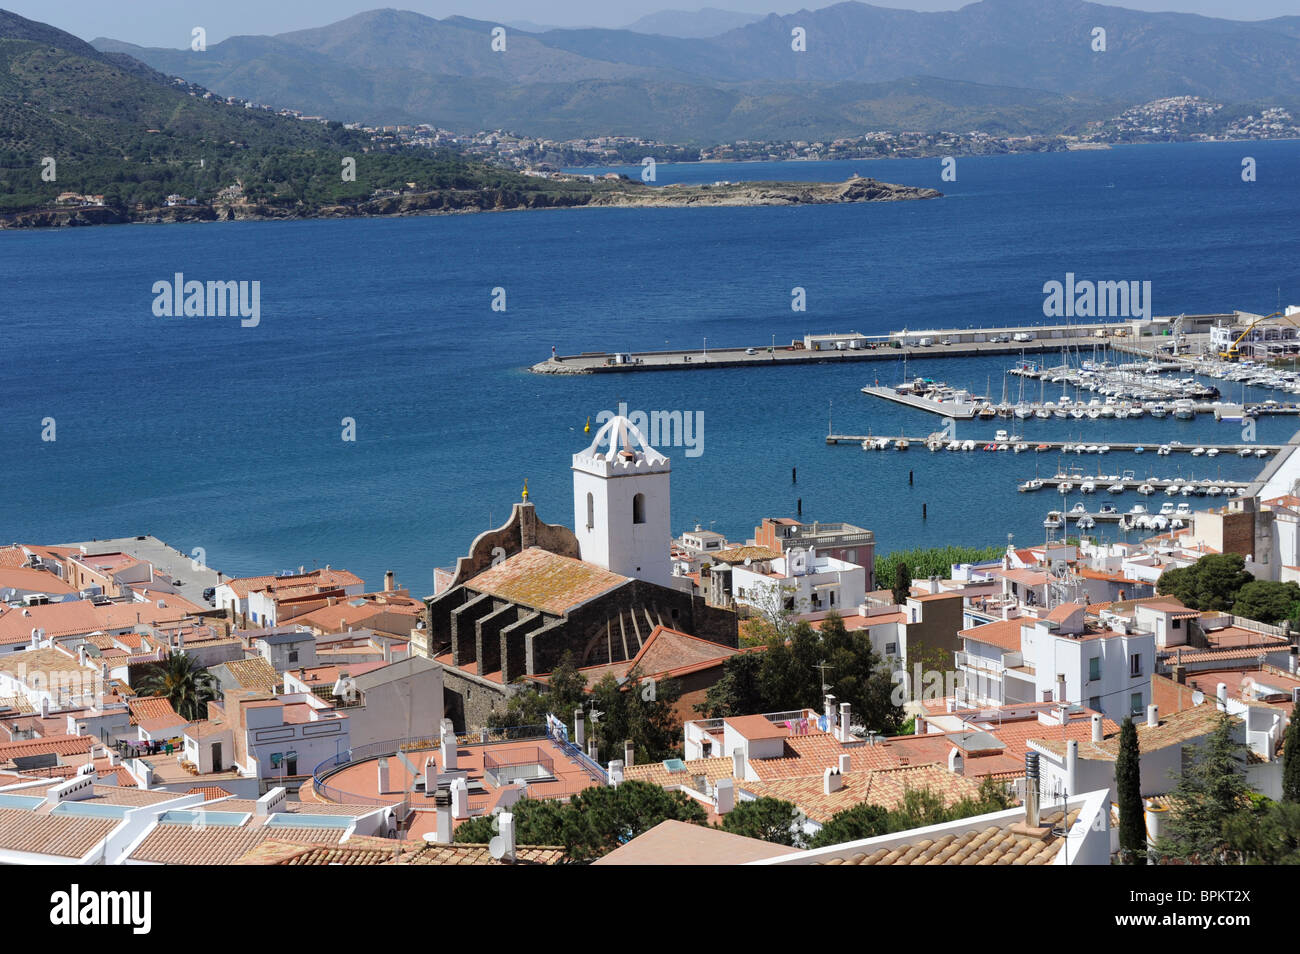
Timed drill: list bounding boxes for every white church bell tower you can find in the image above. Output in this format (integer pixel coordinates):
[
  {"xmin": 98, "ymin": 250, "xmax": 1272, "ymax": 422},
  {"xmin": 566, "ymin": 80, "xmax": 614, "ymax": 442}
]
[{"xmin": 573, "ymin": 415, "xmax": 672, "ymax": 587}]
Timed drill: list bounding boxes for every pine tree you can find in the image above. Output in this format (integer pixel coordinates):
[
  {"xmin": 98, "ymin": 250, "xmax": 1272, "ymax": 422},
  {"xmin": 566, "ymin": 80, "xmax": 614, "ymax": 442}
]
[
  {"xmin": 1160, "ymin": 710, "xmax": 1251, "ymax": 863},
  {"xmin": 1283, "ymin": 713, "xmax": 1300, "ymax": 804},
  {"xmin": 1115, "ymin": 716, "xmax": 1145, "ymax": 864}
]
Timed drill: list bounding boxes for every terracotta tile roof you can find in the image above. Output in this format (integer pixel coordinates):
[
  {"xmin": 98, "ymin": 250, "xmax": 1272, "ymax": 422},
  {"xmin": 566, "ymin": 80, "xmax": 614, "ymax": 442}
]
[
  {"xmin": 710, "ymin": 546, "xmax": 781, "ymax": 565},
  {"xmin": 725, "ymin": 714, "xmax": 789, "ymax": 741},
  {"xmin": 234, "ymin": 838, "xmax": 402, "ymax": 866},
  {"xmin": 624, "ymin": 756, "xmax": 736, "ymax": 789},
  {"xmin": 128, "ymin": 824, "xmax": 346, "ymax": 865},
  {"xmin": 213, "ymin": 656, "xmax": 281, "ymax": 693},
  {"xmin": 395, "ymin": 842, "xmax": 566, "ymax": 866},
  {"xmin": 819, "ymin": 808, "xmax": 1079, "ymax": 865},
  {"xmin": 0, "ymin": 567, "xmax": 76, "ymax": 595},
  {"xmin": 0, "ymin": 734, "xmax": 96, "ymax": 761},
  {"xmin": 0, "ymin": 806, "xmax": 117, "ymax": 859},
  {"xmin": 564, "ymin": 627, "xmax": 740, "ymax": 689},
  {"xmin": 1046, "ymin": 602, "xmax": 1085, "ymax": 622},
  {"xmin": 741, "ymin": 763, "xmax": 983, "ymax": 824},
  {"xmin": 223, "ymin": 569, "xmax": 363, "ymax": 600},
  {"xmin": 466, "ymin": 548, "xmax": 628, "ymax": 616},
  {"xmin": 1032, "ymin": 705, "xmax": 1230, "ymax": 760},
  {"xmin": 88, "ymin": 784, "xmax": 179, "ymax": 806},
  {"xmin": 186, "ymin": 785, "xmax": 233, "ymax": 800},
  {"xmin": 128, "ymin": 697, "xmax": 180, "ymax": 726},
  {"xmin": 0, "ymin": 600, "xmax": 192, "ymax": 644},
  {"xmin": 958, "ymin": 617, "xmax": 1025, "ymax": 652}
]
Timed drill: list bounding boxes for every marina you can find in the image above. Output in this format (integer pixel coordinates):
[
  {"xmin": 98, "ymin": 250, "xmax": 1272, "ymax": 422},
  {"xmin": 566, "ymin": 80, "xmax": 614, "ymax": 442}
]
[{"xmin": 825, "ymin": 433, "xmax": 1281, "ymax": 456}]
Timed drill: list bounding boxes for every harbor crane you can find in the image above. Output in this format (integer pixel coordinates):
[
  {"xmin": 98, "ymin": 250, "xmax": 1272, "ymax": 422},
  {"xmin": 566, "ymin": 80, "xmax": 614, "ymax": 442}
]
[{"xmin": 1218, "ymin": 310, "xmax": 1296, "ymax": 361}]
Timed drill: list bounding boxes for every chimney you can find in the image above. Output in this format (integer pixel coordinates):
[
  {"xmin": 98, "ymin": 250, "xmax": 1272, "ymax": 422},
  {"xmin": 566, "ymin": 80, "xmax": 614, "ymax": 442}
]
[
  {"xmin": 383, "ymin": 642, "xmax": 392, "ymax": 664},
  {"xmin": 1091, "ymin": 713, "xmax": 1103, "ymax": 742},
  {"xmin": 574, "ymin": 709, "xmax": 585, "ymax": 747},
  {"xmin": 424, "ymin": 755, "xmax": 438, "ymax": 792},
  {"xmin": 948, "ymin": 747, "xmax": 964, "ymax": 776},
  {"xmin": 440, "ymin": 719, "xmax": 457, "ymax": 771},
  {"xmin": 434, "ymin": 789, "xmax": 452, "ymax": 844},
  {"xmin": 1217, "ymin": 683, "xmax": 1228, "ymax": 707},
  {"xmin": 607, "ymin": 759, "xmax": 624, "ymax": 786},
  {"xmin": 823, "ymin": 694, "xmax": 836, "ymax": 731},
  {"xmin": 1173, "ymin": 664, "xmax": 1187, "ymax": 685},
  {"xmin": 624, "ymin": 739, "xmax": 635, "ymax": 768},
  {"xmin": 376, "ymin": 756, "xmax": 390, "ymax": 794},
  {"xmin": 1065, "ymin": 740, "xmax": 1078, "ymax": 795},
  {"xmin": 587, "ymin": 738, "xmax": 599, "ymax": 761},
  {"xmin": 497, "ymin": 811, "xmax": 517, "ymax": 862},
  {"xmin": 1024, "ymin": 751, "xmax": 1041, "ymax": 827},
  {"xmin": 839, "ymin": 754, "xmax": 851, "ymax": 775},
  {"xmin": 1144, "ymin": 799, "xmax": 1168, "ymax": 864},
  {"xmin": 1289, "ymin": 649, "xmax": 1297, "ymax": 675},
  {"xmin": 41, "ymin": 698, "xmax": 50, "ymax": 719},
  {"xmin": 915, "ymin": 715, "xmax": 927, "ymax": 734},
  {"xmin": 715, "ymin": 777, "xmax": 735, "ymax": 814},
  {"xmin": 1056, "ymin": 674, "xmax": 1067, "ymax": 703},
  {"xmin": 384, "ymin": 570, "xmax": 395, "ymax": 592},
  {"xmin": 731, "ymin": 746, "xmax": 745, "ymax": 779},
  {"xmin": 449, "ymin": 777, "xmax": 468, "ymax": 818},
  {"xmin": 1146, "ymin": 704, "xmax": 1158, "ymax": 729},
  {"xmin": 823, "ymin": 766, "xmax": 843, "ymax": 795},
  {"xmin": 838, "ymin": 702, "xmax": 851, "ymax": 742}
]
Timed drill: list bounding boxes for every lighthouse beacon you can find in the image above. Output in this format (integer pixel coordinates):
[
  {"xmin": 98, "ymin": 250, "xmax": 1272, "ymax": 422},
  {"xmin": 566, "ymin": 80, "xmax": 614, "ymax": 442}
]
[{"xmin": 572, "ymin": 415, "xmax": 672, "ymax": 588}]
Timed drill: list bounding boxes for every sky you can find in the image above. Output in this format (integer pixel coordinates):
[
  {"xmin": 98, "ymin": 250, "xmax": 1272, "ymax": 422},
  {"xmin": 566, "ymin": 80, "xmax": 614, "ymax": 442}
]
[{"xmin": 8, "ymin": 0, "xmax": 1298, "ymax": 48}]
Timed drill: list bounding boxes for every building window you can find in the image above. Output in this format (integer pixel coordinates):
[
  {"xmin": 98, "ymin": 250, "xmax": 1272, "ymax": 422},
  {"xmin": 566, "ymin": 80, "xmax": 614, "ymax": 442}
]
[
  {"xmin": 828, "ymin": 592, "xmax": 836, "ymax": 606},
  {"xmin": 885, "ymin": 643, "xmax": 897, "ymax": 656},
  {"xmin": 1131, "ymin": 692, "xmax": 1143, "ymax": 716},
  {"xmin": 1089, "ymin": 696, "xmax": 1101, "ymax": 712},
  {"xmin": 1172, "ymin": 618, "xmax": 1181, "ymax": 630},
  {"xmin": 288, "ymin": 650, "xmax": 298, "ymax": 664},
  {"xmin": 1088, "ymin": 657, "xmax": 1100, "ymax": 681},
  {"xmin": 1129, "ymin": 653, "xmax": 1142, "ymax": 678},
  {"xmin": 632, "ymin": 493, "xmax": 646, "ymax": 525},
  {"xmin": 586, "ymin": 493, "xmax": 594, "ymax": 530}
]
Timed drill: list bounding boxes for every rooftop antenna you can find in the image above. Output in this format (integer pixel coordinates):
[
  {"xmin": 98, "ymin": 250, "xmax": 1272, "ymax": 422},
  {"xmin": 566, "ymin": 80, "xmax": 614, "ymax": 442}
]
[{"xmin": 814, "ymin": 659, "xmax": 834, "ymax": 693}]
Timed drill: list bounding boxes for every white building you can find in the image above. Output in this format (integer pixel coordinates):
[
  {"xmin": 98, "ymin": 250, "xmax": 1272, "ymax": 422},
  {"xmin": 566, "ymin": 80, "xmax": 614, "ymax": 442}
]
[
  {"xmin": 730, "ymin": 547, "xmax": 867, "ymax": 617},
  {"xmin": 572, "ymin": 415, "xmax": 672, "ymax": 588},
  {"xmin": 957, "ymin": 602, "xmax": 1156, "ymax": 721}
]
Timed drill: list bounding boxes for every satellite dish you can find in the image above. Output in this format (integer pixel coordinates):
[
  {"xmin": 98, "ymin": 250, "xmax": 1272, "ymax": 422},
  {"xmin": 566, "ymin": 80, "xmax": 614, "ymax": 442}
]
[
  {"xmin": 743, "ymin": 558, "xmax": 752, "ymax": 566},
  {"xmin": 1191, "ymin": 691, "xmax": 1205, "ymax": 705},
  {"xmin": 488, "ymin": 836, "xmax": 506, "ymax": 860}
]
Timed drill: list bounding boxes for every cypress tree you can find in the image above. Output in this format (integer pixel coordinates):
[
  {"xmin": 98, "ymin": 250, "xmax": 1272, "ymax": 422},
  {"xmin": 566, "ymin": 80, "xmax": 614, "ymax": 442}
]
[
  {"xmin": 893, "ymin": 562, "xmax": 913, "ymax": 606},
  {"xmin": 1284, "ymin": 714, "xmax": 1300, "ymax": 804},
  {"xmin": 1115, "ymin": 716, "xmax": 1145, "ymax": 864}
]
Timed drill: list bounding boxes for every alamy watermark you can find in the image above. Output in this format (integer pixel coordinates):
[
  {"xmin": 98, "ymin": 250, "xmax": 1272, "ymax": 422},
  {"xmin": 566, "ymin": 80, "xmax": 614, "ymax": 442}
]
[
  {"xmin": 595, "ymin": 401, "xmax": 704, "ymax": 458},
  {"xmin": 151, "ymin": 274, "xmax": 260, "ymax": 327},
  {"xmin": 1042, "ymin": 273, "xmax": 1151, "ymax": 320}
]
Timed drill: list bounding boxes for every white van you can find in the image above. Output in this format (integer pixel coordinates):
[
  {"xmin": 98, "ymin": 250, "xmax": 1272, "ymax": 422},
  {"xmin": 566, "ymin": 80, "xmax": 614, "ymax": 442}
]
[{"xmin": 1013, "ymin": 332, "xmax": 1034, "ymax": 342}]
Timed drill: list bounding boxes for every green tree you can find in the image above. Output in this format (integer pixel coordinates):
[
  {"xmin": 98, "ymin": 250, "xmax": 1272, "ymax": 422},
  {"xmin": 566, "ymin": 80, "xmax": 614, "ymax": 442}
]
[
  {"xmin": 1115, "ymin": 716, "xmax": 1146, "ymax": 864},
  {"xmin": 490, "ymin": 651, "xmax": 587, "ymax": 733},
  {"xmin": 452, "ymin": 797, "xmax": 568, "ymax": 846},
  {"xmin": 1156, "ymin": 553, "xmax": 1252, "ymax": 611},
  {"xmin": 808, "ymin": 802, "xmax": 890, "ymax": 848},
  {"xmin": 561, "ymin": 781, "xmax": 706, "ymax": 862},
  {"xmin": 1159, "ymin": 711, "xmax": 1251, "ymax": 863},
  {"xmin": 719, "ymin": 797, "xmax": 804, "ymax": 846},
  {"xmin": 892, "ymin": 562, "xmax": 913, "ymax": 606},
  {"xmin": 1231, "ymin": 579, "xmax": 1300, "ymax": 625},
  {"xmin": 697, "ymin": 650, "xmax": 764, "ymax": 718},
  {"xmin": 587, "ymin": 668, "xmax": 683, "ymax": 764},
  {"xmin": 136, "ymin": 651, "xmax": 217, "ymax": 721},
  {"xmin": 1223, "ymin": 798, "xmax": 1300, "ymax": 864},
  {"xmin": 875, "ymin": 544, "xmax": 1004, "ymax": 589},
  {"xmin": 1283, "ymin": 713, "xmax": 1300, "ymax": 804}
]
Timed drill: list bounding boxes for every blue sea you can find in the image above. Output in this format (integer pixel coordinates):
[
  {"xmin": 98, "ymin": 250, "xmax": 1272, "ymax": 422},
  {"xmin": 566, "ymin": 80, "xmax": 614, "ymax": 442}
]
[{"xmin": 2, "ymin": 141, "xmax": 1298, "ymax": 592}]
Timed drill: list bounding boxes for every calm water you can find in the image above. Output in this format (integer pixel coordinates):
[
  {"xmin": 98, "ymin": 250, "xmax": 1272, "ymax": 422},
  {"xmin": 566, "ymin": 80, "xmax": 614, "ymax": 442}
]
[{"xmin": 2, "ymin": 141, "xmax": 1298, "ymax": 591}]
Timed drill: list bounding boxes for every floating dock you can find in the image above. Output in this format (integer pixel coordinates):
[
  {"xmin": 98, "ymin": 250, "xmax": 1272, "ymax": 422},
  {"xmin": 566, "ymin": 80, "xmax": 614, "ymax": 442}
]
[{"xmin": 825, "ymin": 434, "xmax": 1281, "ymax": 456}]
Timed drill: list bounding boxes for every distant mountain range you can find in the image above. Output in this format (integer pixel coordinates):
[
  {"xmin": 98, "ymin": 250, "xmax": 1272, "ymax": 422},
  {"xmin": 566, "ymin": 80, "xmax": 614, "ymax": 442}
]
[
  {"xmin": 86, "ymin": 0, "xmax": 1300, "ymax": 142},
  {"xmin": 623, "ymin": 8, "xmax": 764, "ymax": 38}
]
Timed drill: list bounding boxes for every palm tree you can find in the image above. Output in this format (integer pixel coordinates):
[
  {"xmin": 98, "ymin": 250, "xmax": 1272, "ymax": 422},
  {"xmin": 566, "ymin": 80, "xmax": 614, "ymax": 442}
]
[{"xmin": 137, "ymin": 652, "xmax": 218, "ymax": 721}]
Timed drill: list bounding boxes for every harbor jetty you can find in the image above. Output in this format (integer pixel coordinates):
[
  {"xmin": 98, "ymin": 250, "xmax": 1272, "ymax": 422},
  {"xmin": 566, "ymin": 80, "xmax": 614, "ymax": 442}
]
[{"xmin": 530, "ymin": 319, "xmax": 1225, "ymax": 375}]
